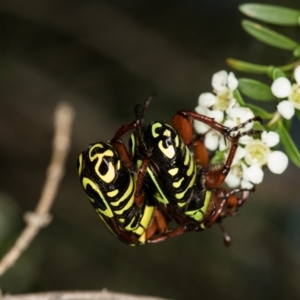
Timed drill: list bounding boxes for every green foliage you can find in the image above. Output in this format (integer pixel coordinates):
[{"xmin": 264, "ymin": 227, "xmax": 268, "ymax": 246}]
[
  {"xmin": 227, "ymin": 3, "xmax": 300, "ymax": 168},
  {"xmin": 241, "ymin": 20, "xmax": 299, "ymax": 50},
  {"xmin": 278, "ymin": 121, "xmax": 300, "ymax": 167},
  {"xmin": 240, "ymin": 4, "xmax": 300, "ymax": 26},
  {"xmin": 238, "ymin": 78, "xmax": 275, "ymax": 101}
]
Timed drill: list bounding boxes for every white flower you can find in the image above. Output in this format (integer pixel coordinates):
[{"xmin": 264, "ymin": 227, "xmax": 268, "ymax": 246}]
[
  {"xmin": 271, "ymin": 65, "xmax": 300, "ymax": 119},
  {"xmin": 243, "ymin": 164, "xmax": 264, "ymax": 184},
  {"xmin": 204, "ymin": 131, "xmax": 220, "ymax": 151},
  {"xmin": 224, "ymin": 130, "xmax": 288, "ymax": 188},
  {"xmin": 277, "ymin": 100, "xmax": 295, "ymax": 120},
  {"xmin": 271, "ymin": 77, "xmax": 291, "ymax": 98},
  {"xmin": 267, "ymin": 151, "xmax": 288, "ymax": 174},
  {"xmin": 224, "ymin": 107, "xmax": 255, "ymax": 132},
  {"xmin": 261, "ymin": 131, "xmax": 279, "ymax": 148}
]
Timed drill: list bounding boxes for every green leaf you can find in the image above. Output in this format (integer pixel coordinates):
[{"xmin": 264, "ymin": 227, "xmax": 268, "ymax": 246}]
[
  {"xmin": 240, "ymin": 4, "xmax": 300, "ymax": 26},
  {"xmin": 252, "ymin": 120, "xmax": 266, "ymax": 131},
  {"xmin": 293, "ymin": 46, "xmax": 300, "ymax": 57},
  {"xmin": 226, "ymin": 58, "xmax": 269, "ymax": 73},
  {"xmin": 242, "ymin": 20, "xmax": 299, "ymax": 50},
  {"xmin": 296, "ymin": 109, "xmax": 300, "ymax": 120},
  {"xmin": 246, "ymin": 103, "xmax": 273, "ymax": 120},
  {"xmin": 233, "ymin": 89, "xmax": 245, "ymax": 106},
  {"xmin": 272, "ymin": 68, "xmax": 287, "ymax": 79},
  {"xmin": 238, "ymin": 78, "xmax": 275, "ymax": 101},
  {"xmin": 211, "ymin": 150, "xmax": 226, "ymax": 165},
  {"xmin": 278, "ymin": 121, "xmax": 300, "ymax": 168}
]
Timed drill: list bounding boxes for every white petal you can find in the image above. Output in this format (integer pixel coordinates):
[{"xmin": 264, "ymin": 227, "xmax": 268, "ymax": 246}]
[
  {"xmin": 228, "ymin": 107, "xmax": 255, "ymax": 131},
  {"xmin": 219, "ymin": 137, "xmax": 228, "ymax": 151},
  {"xmin": 271, "ymin": 77, "xmax": 292, "ymax": 98},
  {"xmin": 238, "ymin": 135, "xmax": 253, "ymax": 145},
  {"xmin": 232, "ymin": 146, "xmax": 246, "ymax": 165},
  {"xmin": 294, "ymin": 65, "xmax": 300, "ymax": 85},
  {"xmin": 194, "ymin": 105, "xmax": 211, "ymax": 133},
  {"xmin": 194, "ymin": 120, "xmax": 210, "ymax": 134},
  {"xmin": 207, "ymin": 109, "xmax": 224, "ymax": 123},
  {"xmin": 241, "ymin": 179, "xmax": 254, "ymax": 189},
  {"xmin": 204, "ymin": 131, "xmax": 219, "ymax": 151},
  {"xmin": 227, "ymin": 72, "xmax": 238, "ymax": 91},
  {"xmin": 212, "ymin": 70, "xmax": 228, "ymax": 92},
  {"xmin": 223, "ymin": 119, "xmax": 235, "ymax": 128},
  {"xmin": 261, "ymin": 131, "xmax": 280, "ymax": 147},
  {"xmin": 277, "ymin": 100, "xmax": 295, "ymax": 120},
  {"xmin": 225, "ymin": 171, "xmax": 241, "ymax": 188},
  {"xmin": 198, "ymin": 93, "xmax": 217, "ymax": 108},
  {"xmin": 267, "ymin": 151, "xmax": 288, "ymax": 174},
  {"xmin": 243, "ymin": 164, "xmax": 264, "ymax": 184}
]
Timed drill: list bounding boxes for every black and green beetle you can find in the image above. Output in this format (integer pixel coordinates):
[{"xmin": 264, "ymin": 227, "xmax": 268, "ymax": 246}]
[{"xmin": 78, "ymin": 96, "xmax": 261, "ymax": 245}]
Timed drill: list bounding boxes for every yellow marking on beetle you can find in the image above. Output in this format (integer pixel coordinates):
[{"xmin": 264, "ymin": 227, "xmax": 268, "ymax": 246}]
[
  {"xmin": 130, "ymin": 134, "xmax": 136, "ymax": 156},
  {"xmin": 77, "ymin": 154, "xmax": 83, "ymax": 176},
  {"xmin": 89, "ymin": 144, "xmax": 115, "ymax": 184},
  {"xmin": 173, "ymin": 177, "xmax": 184, "ymax": 188},
  {"xmin": 186, "ymin": 157, "xmax": 195, "ymax": 177},
  {"xmin": 117, "ymin": 159, "xmax": 121, "ymax": 170},
  {"xmin": 151, "ymin": 122, "xmax": 162, "ymax": 138},
  {"xmin": 87, "ymin": 196, "xmax": 95, "ymax": 203},
  {"xmin": 158, "ymin": 140, "xmax": 175, "ymax": 159},
  {"xmin": 183, "ymin": 148, "xmax": 190, "ymax": 165},
  {"xmin": 174, "ymin": 135, "xmax": 179, "ymax": 148},
  {"xmin": 107, "ymin": 189, "xmax": 119, "ymax": 197},
  {"xmin": 82, "ymin": 177, "xmax": 114, "ymax": 218},
  {"xmin": 114, "ymin": 191, "xmax": 134, "ymax": 214},
  {"xmin": 119, "ymin": 218, "xmax": 125, "ymax": 223},
  {"xmin": 185, "ymin": 191, "xmax": 212, "ymax": 223},
  {"xmin": 138, "ymin": 205, "xmax": 154, "ymax": 232},
  {"xmin": 175, "ymin": 166, "xmax": 196, "ymax": 201},
  {"xmin": 163, "ymin": 129, "xmax": 171, "ymax": 137},
  {"xmin": 168, "ymin": 167, "xmax": 179, "ymax": 176},
  {"xmin": 138, "ymin": 232, "xmax": 147, "ymax": 244},
  {"xmin": 147, "ymin": 168, "xmax": 169, "ymax": 204},
  {"xmin": 110, "ymin": 176, "xmax": 135, "ymax": 207},
  {"xmin": 124, "ymin": 216, "xmax": 138, "ymax": 231}
]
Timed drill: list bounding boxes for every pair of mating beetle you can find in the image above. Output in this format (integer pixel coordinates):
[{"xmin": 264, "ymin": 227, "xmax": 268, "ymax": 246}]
[{"xmin": 77, "ymin": 96, "xmax": 261, "ymax": 246}]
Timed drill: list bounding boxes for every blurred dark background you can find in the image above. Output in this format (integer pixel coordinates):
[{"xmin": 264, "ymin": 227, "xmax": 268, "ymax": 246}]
[{"xmin": 0, "ymin": 0, "xmax": 300, "ymax": 299}]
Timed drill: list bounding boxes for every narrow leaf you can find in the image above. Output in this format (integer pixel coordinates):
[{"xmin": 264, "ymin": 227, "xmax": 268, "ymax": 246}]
[
  {"xmin": 238, "ymin": 78, "xmax": 275, "ymax": 101},
  {"xmin": 246, "ymin": 103, "xmax": 273, "ymax": 120},
  {"xmin": 233, "ymin": 89, "xmax": 245, "ymax": 106},
  {"xmin": 278, "ymin": 121, "xmax": 300, "ymax": 168},
  {"xmin": 242, "ymin": 20, "xmax": 299, "ymax": 50},
  {"xmin": 226, "ymin": 58, "xmax": 269, "ymax": 73},
  {"xmin": 240, "ymin": 4, "xmax": 300, "ymax": 26}
]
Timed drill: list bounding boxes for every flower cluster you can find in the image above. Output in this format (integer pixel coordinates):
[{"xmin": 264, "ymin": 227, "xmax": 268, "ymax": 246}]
[
  {"xmin": 194, "ymin": 70, "xmax": 288, "ymax": 189},
  {"xmin": 271, "ymin": 65, "xmax": 300, "ymax": 120}
]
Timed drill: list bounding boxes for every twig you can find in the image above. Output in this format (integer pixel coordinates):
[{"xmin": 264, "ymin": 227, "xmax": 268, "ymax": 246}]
[
  {"xmin": 0, "ymin": 102, "xmax": 75, "ymax": 277},
  {"xmin": 2, "ymin": 290, "xmax": 173, "ymax": 300}
]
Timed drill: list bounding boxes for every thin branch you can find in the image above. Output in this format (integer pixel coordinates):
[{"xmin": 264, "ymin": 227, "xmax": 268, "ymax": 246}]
[
  {"xmin": 2, "ymin": 290, "xmax": 173, "ymax": 300},
  {"xmin": 0, "ymin": 102, "xmax": 75, "ymax": 277}
]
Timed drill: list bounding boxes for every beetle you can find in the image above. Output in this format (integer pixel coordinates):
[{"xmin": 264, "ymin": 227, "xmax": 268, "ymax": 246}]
[{"xmin": 78, "ymin": 96, "xmax": 261, "ymax": 245}]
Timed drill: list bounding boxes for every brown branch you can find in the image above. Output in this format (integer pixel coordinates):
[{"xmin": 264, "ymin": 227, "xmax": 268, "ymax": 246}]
[
  {"xmin": 0, "ymin": 102, "xmax": 75, "ymax": 277},
  {"xmin": 2, "ymin": 290, "xmax": 173, "ymax": 300}
]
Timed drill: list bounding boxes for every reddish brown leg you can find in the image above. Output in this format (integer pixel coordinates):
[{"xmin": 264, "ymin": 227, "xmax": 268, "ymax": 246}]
[
  {"xmin": 145, "ymin": 208, "xmax": 169, "ymax": 241},
  {"xmin": 173, "ymin": 110, "xmax": 262, "ymax": 189}
]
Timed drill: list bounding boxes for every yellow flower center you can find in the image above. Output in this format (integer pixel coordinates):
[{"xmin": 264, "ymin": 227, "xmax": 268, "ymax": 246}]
[
  {"xmin": 244, "ymin": 140, "xmax": 269, "ymax": 166},
  {"xmin": 289, "ymin": 84, "xmax": 300, "ymax": 110},
  {"xmin": 213, "ymin": 88, "xmax": 232, "ymax": 111}
]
